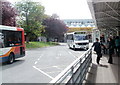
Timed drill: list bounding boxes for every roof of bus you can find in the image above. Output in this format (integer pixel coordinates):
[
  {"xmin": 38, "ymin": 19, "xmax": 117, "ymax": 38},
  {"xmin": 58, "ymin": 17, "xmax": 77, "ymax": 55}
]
[{"xmin": 0, "ymin": 25, "xmax": 23, "ymax": 31}]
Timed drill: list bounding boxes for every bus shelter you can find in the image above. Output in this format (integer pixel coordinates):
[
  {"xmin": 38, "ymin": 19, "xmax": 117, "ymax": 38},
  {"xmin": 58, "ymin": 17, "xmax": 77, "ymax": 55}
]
[{"xmin": 87, "ymin": 0, "xmax": 120, "ymax": 38}]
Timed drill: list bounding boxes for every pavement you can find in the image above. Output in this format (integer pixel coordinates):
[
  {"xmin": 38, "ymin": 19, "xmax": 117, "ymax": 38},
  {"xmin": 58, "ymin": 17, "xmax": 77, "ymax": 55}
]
[{"xmin": 85, "ymin": 52, "xmax": 120, "ymax": 84}]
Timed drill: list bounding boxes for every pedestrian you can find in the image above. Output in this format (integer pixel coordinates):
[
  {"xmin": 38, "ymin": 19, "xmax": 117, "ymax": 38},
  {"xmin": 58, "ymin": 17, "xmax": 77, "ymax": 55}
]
[
  {"xmin": 108, "ymin": 37, "xmax": 114, "ymax": 64},
  {"xmin": 100, "ymin": 40, "xmax": 107, "ymax": 54},
  {"xmin": 92, "ymin": 38, "xmax": 102, "ymax": 65},
  {"xmin": 115, "ymin": 36, "xmax": 120, "ymax": 57}
]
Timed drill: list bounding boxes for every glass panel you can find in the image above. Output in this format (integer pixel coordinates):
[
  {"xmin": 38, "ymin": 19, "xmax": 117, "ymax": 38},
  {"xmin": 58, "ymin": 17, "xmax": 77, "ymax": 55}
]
[
  {"xmin": 2, "ymin": 30, "xmax": 22, "ymax": 47},
  {"xmin": 67, "ymin": 34, "xmax": 73, "ymax": 40},
  {"xmin": 74, "ymin": 35, "xmax": 87, "ymax": 41}
]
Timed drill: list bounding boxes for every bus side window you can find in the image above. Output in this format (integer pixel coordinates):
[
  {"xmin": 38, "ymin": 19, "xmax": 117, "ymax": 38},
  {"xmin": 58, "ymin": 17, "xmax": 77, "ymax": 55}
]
[
  {"xmin": 71, "ymin": 36, "xmax": 74, "ymax": 40},
  {"xmin": 67, "ymin": 35, "xmax": 74, "ymax": 40},
  {"xmin": 14, "ymin": 31, "xmax": 22, "ymax": 46}
]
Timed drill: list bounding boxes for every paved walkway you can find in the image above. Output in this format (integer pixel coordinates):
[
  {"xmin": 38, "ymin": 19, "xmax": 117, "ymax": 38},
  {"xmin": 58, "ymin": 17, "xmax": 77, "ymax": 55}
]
[{"xmin": 85, "ymin": 52, "xmax": 120, "ymax": 84}]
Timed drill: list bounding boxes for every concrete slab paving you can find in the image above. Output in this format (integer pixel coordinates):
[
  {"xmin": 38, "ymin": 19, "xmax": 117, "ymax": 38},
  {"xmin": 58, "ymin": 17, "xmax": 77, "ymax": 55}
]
[{"xmin": 85, "ymin": 52, "xmax": 119, "ymax": 84}]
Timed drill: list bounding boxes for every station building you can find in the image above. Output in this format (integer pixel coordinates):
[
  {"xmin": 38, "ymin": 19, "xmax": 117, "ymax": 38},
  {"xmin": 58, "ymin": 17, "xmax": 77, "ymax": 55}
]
[
  {"xmin": 63, "ymin": 19, "xmax": 95, "ymax": 32},
  {"xmin": 63, "ymin": 19, "xmax": 100, "ymax": 42}
]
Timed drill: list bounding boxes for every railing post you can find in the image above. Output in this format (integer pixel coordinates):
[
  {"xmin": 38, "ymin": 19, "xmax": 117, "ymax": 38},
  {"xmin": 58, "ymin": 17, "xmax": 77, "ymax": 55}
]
[
  {"xmin": 90, "ymin": 48, "xmax": 92, "ymax": 64},
  {"xmin": 71, "ymin": 66, "xmax": 74, "ymax": 83},
  {"xmin": 79, "ymin": 58, "xmax": 82, "ymax": 83}
]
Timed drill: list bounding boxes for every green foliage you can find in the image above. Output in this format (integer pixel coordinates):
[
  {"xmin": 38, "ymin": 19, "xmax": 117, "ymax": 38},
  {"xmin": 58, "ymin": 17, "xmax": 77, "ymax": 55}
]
[
  {"xmin": 15, "ymin": 0, "xmax": 47, "ymax": 40},
  {"xmin": 26, "ymin": 42, "xmax": 59, "ymax": 49}
]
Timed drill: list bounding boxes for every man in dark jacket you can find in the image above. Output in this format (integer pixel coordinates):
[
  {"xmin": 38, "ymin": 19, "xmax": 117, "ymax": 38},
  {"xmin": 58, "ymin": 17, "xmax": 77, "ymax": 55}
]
[
  {"xmin": 108, "ymin": 37, "xmax": 115, "ymax": 64},
  {"xmin": 92, "ymin": 38, "xmax": 102, "ymax": 65}
]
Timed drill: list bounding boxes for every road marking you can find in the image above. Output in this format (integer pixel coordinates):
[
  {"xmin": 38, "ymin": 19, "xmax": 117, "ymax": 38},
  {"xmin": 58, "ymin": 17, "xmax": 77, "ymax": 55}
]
[
  {"xmin": 52, "ymin": 66, "xmax": 62, "ymax": 70},
  {"xmin": 39, "ymin": 54, "xmax": 44, "ymax": 59},
  {"xmin": 46, "ymin": 71, "xmax": 61, "ymax": 74},
  {"xmin": 33, "ymin": 66, "xmax": 54, "ymax": 80},
  {"xmin": 34, "ymin": 61, "xmax": 38, "ymax": 64},
  {"xmin": 68, "ymin": 51, "xmax": 78, "ymax": 58},
  {"xmin": 63, "ymin": 47, "xmax": 78, "ymax": 58},
  {"xmin": 52, "ymin": 66, "xmax": 58, "ymax": 68},
  {"xmin": 34, "ymin": 54, "xmax": 44, "ymax": 65}
]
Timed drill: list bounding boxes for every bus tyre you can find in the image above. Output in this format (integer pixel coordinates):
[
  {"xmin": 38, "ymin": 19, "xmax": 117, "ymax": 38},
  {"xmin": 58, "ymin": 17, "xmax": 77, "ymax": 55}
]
[
  {"xmin": 73, "ymin": 45, "xmax": 76, "ymax": 51},
  {"xmin": 86, "ymin": 48, "xmax": 89, "ymax": 51},
  {"xmin": 8, "ymin": 53, "xmax": 14, "ymax": 64}
]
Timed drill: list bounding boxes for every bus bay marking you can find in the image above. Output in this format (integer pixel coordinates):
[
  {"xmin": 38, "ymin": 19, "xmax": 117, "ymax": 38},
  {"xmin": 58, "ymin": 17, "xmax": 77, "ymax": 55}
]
[
  {"xmin": 33, "ymin": 66, "xmax": 54, "ymax": 79},
  {"xmin": 34, "ymin": 61, "xmax": 38, "ymax": 64},
  {"xmin": 68, "ymin": 51, "xmax": 78, "ymax": 58}
]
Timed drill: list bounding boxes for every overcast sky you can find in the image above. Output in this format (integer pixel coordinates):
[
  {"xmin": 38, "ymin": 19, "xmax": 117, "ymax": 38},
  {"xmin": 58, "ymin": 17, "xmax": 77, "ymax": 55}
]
[{"xmin": 9, "ymin": 0, "xmax": 92, "ymax": 19}]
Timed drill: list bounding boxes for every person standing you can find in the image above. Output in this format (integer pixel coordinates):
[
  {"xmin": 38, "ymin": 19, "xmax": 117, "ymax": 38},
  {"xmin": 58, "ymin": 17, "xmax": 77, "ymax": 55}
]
[
  {"xmin": 108, "ymin": 37, "xmax": 115, "ymax": 64},
  {"xmin": 92, "ymin": 38, "xmax": 102, "ymax": 65},
  {"xmin": 115, "ymin": 36, "xmax": 120, "ymax": 57}
]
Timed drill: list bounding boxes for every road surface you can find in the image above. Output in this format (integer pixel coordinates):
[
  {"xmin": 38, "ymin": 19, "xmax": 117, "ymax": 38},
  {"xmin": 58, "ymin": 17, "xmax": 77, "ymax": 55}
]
[{"xmin": 2, "ymin": 43, "xmax": 86, "ymax": 83}]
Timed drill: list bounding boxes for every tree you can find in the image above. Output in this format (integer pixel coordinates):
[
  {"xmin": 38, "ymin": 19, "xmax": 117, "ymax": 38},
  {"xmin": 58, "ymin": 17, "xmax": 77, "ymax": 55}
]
[
  {"xmin": 51, "ymin": 14, "xmax": 59, "ymax": 19},
  {"xmin": 15, "ymin": 0, "xmax": 47, "ymax": 42},
  {"xmin": 1, "ymin": 1, "xmax": 17, "ymax": 26},
  {"xmin": 42, "ymin": 17, "xmax": 68, "ymax": 42}
]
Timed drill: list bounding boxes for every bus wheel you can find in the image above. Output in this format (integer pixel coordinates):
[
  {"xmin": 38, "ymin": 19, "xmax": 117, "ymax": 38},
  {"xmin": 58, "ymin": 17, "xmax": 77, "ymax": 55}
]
[
  {"xmin": 68, "ymin": 45, "xmax": 71, "ymax": 49},
  {"xmin": 85, "ymin": 48, "xmax": 89, "ymax": 51},
  {"xmin": 8, "ymin": 53, "xmax": 14, "ymax": 64},
  {"xmin": 73, "ymin": 45, "xmax": 76, "ymax": 51}
]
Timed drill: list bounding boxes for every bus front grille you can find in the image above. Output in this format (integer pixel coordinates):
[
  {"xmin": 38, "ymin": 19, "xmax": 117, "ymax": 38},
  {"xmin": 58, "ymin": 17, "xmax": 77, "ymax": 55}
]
[{"xmin": 78, "ymin": 43, "xmax": 88, "ymax": 45}]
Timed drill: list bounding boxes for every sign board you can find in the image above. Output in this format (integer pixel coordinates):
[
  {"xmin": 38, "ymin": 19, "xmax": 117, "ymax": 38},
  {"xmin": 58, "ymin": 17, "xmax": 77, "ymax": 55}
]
[{"xmin": 67, "ymin": 27, "xmax": 94, "ymax": 32}]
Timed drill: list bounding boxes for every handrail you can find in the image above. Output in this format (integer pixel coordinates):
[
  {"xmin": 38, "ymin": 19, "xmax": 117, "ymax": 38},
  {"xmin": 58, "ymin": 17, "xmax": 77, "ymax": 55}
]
[{"xmin": 50, "ymin": 47, "xmax": 92, "ymax": 84}]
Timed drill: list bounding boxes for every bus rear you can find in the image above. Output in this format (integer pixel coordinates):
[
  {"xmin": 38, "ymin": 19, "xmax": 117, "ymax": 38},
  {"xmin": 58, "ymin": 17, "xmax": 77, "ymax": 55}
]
[{"xmin": 0, "ymin": 25, "xmax": 25, "ymax": 64}]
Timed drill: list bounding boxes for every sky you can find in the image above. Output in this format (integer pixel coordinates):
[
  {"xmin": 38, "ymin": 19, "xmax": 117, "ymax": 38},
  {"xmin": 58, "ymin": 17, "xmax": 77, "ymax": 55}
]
[{"xmin": 9, "ymin": 0, "xmax": 92, "ymax": 19}]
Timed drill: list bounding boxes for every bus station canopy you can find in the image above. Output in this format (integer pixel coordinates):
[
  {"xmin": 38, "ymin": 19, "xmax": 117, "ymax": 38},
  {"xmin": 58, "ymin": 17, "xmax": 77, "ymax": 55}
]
[{"xmin": 87, "ymin": 0, "xmax": 120, "ymax": 35}]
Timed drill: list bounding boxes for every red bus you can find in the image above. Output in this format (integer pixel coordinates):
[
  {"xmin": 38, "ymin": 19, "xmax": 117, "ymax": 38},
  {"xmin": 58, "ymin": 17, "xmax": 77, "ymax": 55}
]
[{"xmin": 0, "ymin": 25, "xmax": 25, "ymax": 64}]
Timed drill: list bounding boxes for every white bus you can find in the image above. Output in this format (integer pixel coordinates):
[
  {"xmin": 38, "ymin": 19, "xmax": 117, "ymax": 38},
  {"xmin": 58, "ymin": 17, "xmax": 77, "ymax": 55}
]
[{"xmin": 66, "ymin": 31, "xmax": 89, "ymax": 50}]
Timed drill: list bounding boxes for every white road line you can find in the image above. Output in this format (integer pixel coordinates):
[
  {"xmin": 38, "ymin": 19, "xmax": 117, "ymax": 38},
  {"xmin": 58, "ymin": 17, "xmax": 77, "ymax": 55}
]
[
  {"xmin": 40, "ymin": 54, "xmax": 44, "ymax": 58},
  {"xmin": 34, "ymin": 54, "xmax": 44, "ymax": 65},
  {"xmin": 33, "ymin": 66, "xmax": 54, "ymax": 80},
  {"xmin": 38, "ymin": 65, "xmax": 66, "ymax": 70},
  {"xmin": 34, "ymin": 61, "xmax": 38, "ymax": 64},
  {"xmin": 63, "ymin": 47, "xmax": 78, "ymax": 58},
  {"xmin": 52, "ymin": 66, "xmax": 62, "ymax": 70},
  {"xmin": 68, "ymin": 51, "xmax": 78, "ymax": 58},
  {"xmin": 52, "ymin": 66, "xmax": 58, "ymax": 68},
  {"xmin": 47, "ymin": 71, "xmax": 61, "ymax": 74}
]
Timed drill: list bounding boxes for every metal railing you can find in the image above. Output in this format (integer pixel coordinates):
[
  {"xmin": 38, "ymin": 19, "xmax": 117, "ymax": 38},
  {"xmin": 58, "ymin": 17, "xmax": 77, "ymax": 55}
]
[{"xmin": 50, "ymin": 48, "xmax": 92, "ymax": 84}]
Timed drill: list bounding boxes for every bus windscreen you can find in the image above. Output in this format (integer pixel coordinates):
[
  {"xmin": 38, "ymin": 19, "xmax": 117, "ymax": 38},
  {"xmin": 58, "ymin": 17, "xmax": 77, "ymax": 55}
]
[{"xmin": 74, "ymin": 35, "xmax": 87, "ymax": 41}]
